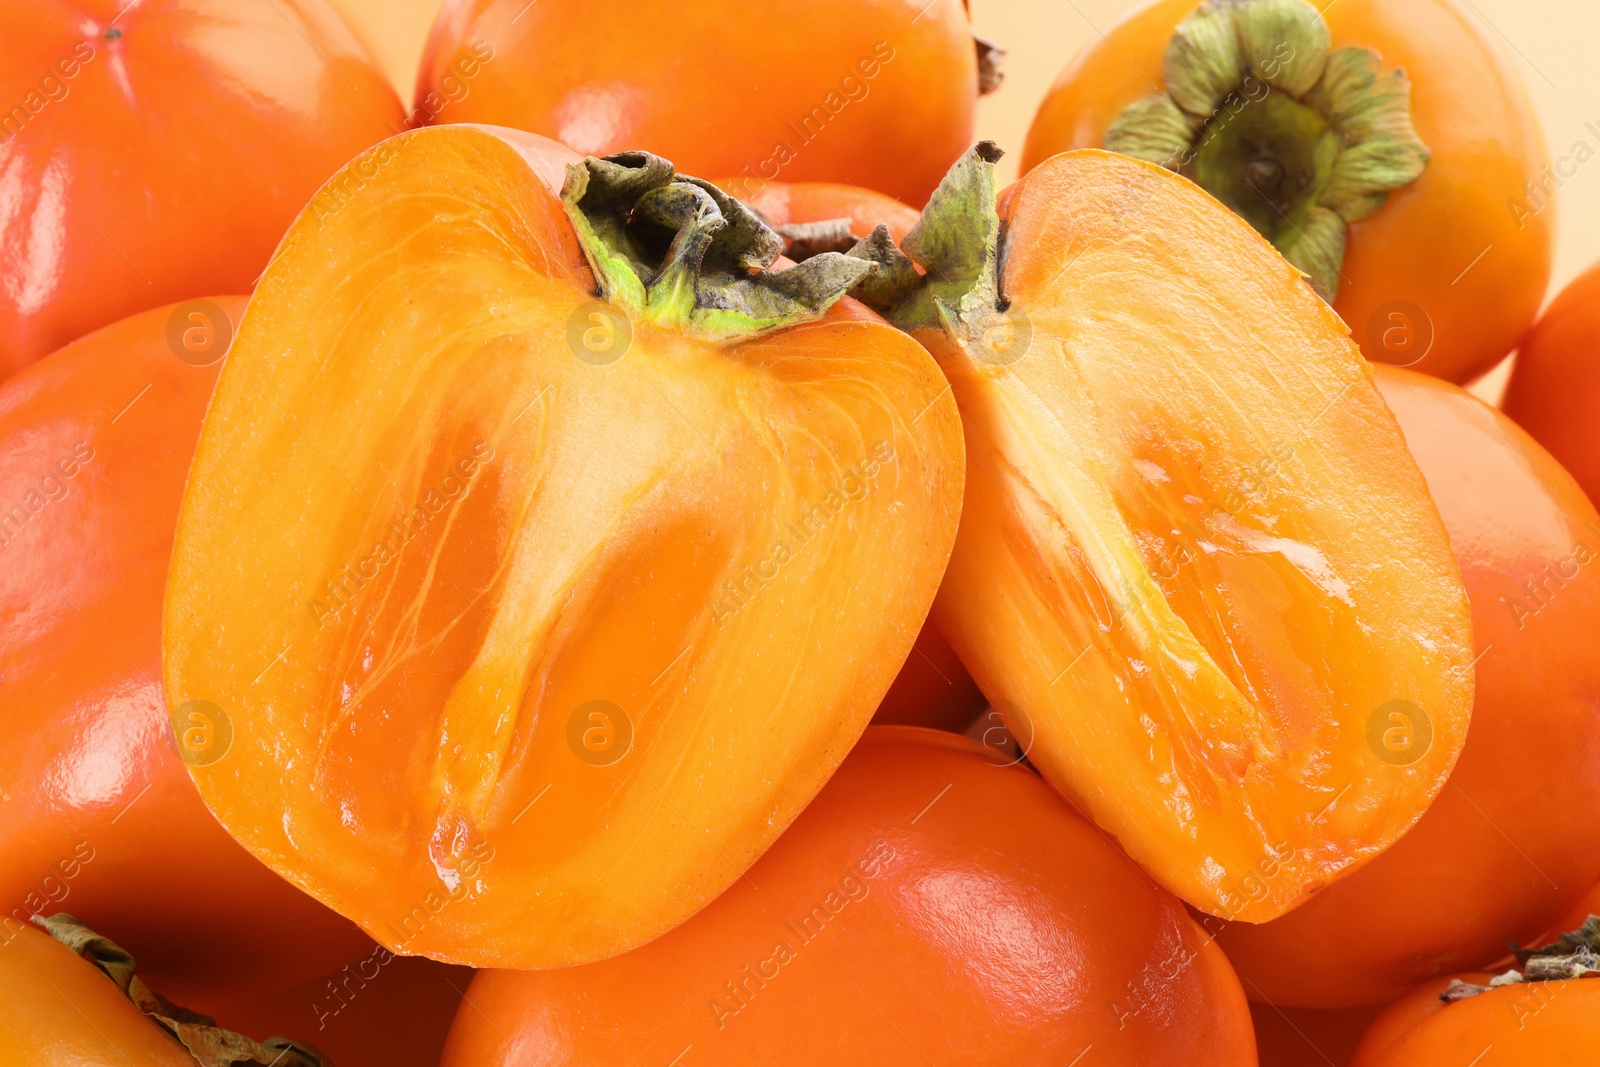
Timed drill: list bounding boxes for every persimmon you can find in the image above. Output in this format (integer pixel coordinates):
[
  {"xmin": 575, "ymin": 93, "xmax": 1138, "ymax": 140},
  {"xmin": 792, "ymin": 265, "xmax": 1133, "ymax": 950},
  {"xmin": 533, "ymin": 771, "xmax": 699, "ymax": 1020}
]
[
  {"xmin": 0, "ymin": 300, "xmax": 371, "ymax": 1008},
  {"xmin": 1217, "ymin": 366, "xmax": 1600, "ymax": 1007},
  {"xmin": 1021, "ymin": 0, "xmax": 1550, "ymax": 383},
  {"xmin": 440, "ymin": 726, "xmax": 1256, "ymax": 1066},
  {"xmin": 416, "ymin": 0, "xmax": 993, "ymax": 207},
  {"xmin": 1504, "ymin": 260, "xmax": 1600, "ymax": 508},
  {"xmin": 1348, "ymin": 921, "xmax": 1600, "ymax": 1066},
  {"xmin": 845, "ymin": 144, "xmax": 1474, "ymax": 923},
  {"xmin": 1, "ymin": 915, "xmax": 328, "ymax": 1066},
  {"xmin": 0, "ymin": 0, "xmax": 404, "ymax": 379},
  {"xmin": 162, "ymin": 127, "xmax": 965, "ymax": 970}
]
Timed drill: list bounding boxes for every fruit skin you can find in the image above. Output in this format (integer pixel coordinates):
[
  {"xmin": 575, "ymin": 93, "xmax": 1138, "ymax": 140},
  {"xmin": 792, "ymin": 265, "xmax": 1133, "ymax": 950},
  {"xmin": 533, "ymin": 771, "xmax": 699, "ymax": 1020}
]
[
  {"xmin": 162, "ymin": 127, "xmax": 965, "ymax": 970},
  {"xmin": 0, "ymin": 922, "xmax": 198, "ymax": 1066},
  {"xmin": 417, "ymin": 0, "xmax": 978, "ymax": 206},
  {"xmin": 911, "ymin": 147, "xmax": 1472, "ymax": 924},
  {"xmin": 1217, "ymin": 366, "xmax": 1600, "ymax": 1008},
  {"xmin": 440, "ymin": 726, "xmax": 1257, "ymax": 1067},
  {"xmin": 1504, "ymin": 261, "xmax": 1600, "ymax": 509},
  {"xmin": 1021, "ymin": 0, "xmax": 1550, "ymax": 384},
  {"xmin": 0, "ymin": 0, "xmax": 404, "ymax": 379},
  {"xmin": 1348, "ymin": 970, "xmax": 1600, "ymax": 1066},
  {"xmin": 0, "ymin": 300, "xmax": 371, "ymax": 1009}
]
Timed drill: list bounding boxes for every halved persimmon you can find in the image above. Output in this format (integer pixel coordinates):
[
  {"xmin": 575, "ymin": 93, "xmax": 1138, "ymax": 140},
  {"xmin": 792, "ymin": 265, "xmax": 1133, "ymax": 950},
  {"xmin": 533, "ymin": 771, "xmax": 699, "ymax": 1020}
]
[
  {"xmin": 1217, "ymin": 367, "xmax": 1600, "ymax": 1007},
  {"xmin": 709, "ymin": 175, "xmax": 988, "ymax": 733},
  {"xmin": 850, "ymin": 144, "xmax": 1474, "ymax": 922},
  {"xmin": 162, "ymin": 127, "xmax": 964, "ymax": 970}
]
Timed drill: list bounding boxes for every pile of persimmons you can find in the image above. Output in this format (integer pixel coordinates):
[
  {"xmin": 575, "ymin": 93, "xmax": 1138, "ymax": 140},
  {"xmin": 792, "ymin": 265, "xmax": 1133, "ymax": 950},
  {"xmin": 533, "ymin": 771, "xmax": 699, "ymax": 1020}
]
[{"xmin": 4, "ymin": 1, "xmax": 1600, "ymax": 1064}]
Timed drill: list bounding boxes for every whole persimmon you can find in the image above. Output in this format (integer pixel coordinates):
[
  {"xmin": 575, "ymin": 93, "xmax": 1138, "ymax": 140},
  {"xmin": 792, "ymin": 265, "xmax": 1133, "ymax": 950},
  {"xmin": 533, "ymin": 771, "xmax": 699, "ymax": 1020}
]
[
  {"xmin": 1217, "ymin": 366, "xmax": 1600, "ymax": 1008},
  {"xmin": 0, "ymin": 300, "xmax": 371, "ymax": 1009},
  {"xmin": 1504, "ymin": 260, "xmax": 1600, "ymax": 508},
  {"xmin": 1348, "ymin": 921, "xmax": 1600, "ymax": 1067},
  {"xmin": 440, "ymin": 727, "xmax": 1257, "ymax": 1066},
  {"xmin": 162, "ymin": 128, "xmax": 965, "ymax": 970},
  {"xmin": 848, "ymin": 143, "xmax": 1474, "ymax": 924},
  {"xmin": 0, "ymin": 0, "xmax": 404, "ymax": 379},
  {"xmin": 1, "ymin": 915, "xmax": 328, "ymax": 1067},
  {"xmin": 1022, "ymin": 0, "xmax": 1550, "ymax": 383},
  {"xmin": 416, "ymin": 0, "xmax": 992, "ymax": 206}
]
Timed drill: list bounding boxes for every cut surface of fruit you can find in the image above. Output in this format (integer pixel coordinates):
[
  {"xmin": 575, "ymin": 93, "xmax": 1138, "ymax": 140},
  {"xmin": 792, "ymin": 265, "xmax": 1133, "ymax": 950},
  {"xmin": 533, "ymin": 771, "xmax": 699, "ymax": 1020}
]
[
  {"xmin": 1217, "ymin": 367, "xmax": 1600, "ymax": 1007},
  {"xmin": 162, "ymin": 126, "xmax": 964, "ymax": 970},
  {"xmin": 867, "ymin": 145, "xmax": 1473, "ymax": 923},
  {"xmin": 0, "ymin": 299, "xmax": 372, "ymax": 1008}
]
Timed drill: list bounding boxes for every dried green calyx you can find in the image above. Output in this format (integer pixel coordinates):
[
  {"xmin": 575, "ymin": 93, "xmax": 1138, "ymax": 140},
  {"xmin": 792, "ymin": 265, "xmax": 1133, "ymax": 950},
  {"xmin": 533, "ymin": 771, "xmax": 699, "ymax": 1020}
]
[
  {"xmin": 561, "ymin": 152, "xmax": 876, "ymax": 342},
  {"xmin": 34, "ymin": 913, "xmax": 331, "ymax": 1066},
  {"xmin": 1104, "ymin": 0, "xmax": 1429, "ymax": 300},
  {"xmin": 837, "ymin": 141, "xmax": 1029, "ymax": 371},
  {"xmin": 1440, "ymin": 915, "xmax": 1600, "ymax": 1003}
]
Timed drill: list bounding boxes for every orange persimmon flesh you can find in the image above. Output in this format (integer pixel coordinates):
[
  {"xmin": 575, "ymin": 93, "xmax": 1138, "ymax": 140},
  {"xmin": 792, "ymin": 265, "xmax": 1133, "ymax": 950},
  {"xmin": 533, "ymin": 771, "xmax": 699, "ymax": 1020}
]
[
  {"xmin": 162, "ymin": 127, "xmax": 963, "ymax": 969},
  {"xmin": 898, "ymin": 147, "xmax": 1473, "ymax": 922}
]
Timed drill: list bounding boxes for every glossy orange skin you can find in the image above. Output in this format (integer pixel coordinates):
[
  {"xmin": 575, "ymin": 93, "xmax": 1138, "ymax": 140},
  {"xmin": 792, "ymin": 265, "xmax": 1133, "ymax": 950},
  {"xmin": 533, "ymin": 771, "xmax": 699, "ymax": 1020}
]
[
  {"xmin": 418, "ymin": 0, "xmax": 978, "ymax": 206},
  {"xmin": 441, "ymin": 727, "xmax": 1256, "ymax": 1066},
  {"xmin": 0, "ymin": 0, "xmax": 404, "ymax": 379},
  {"xmin": 1349, "ymin": 970, "xmax": 1600, "ymax": 1066},
  {"xmin": 1505, "ymin": 261, "xmax": 1600, "ymax": 509},
  {"xmin": 0, "ymin": 301, "xmax": 371, "ymax": 1009},
  {"xmin": 1218, "ymin": 366, "xmax": 1600, "ymax": 1007},
  {"xmin": 1251, "ymin": 1002, "xmax": 1380, "ymax": 1067},
  {"xmin": 1022, "ymin": 0, "xmax": 1551, "ymax": 383},
  {"xmin": 0, "ymin": 923, "xmax": 198, "ymax": 1065}
]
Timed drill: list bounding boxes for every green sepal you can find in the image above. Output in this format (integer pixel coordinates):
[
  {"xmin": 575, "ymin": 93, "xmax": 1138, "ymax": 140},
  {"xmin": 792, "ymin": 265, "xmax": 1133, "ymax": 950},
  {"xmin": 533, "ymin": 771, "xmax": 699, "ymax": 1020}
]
[
  {"xmin": 33, "ymin": 913, "xmax": 331, "ymax": 1067},
  {"xmin": 1105, "ymin": 94, "xmax": 1196, "ymax": 167},
  {"xmin": 560, "ymin": 152, "xmax": 876, "ymax": 342},
  {"xmin": 1278, "ymin": 205, "xmax": 1347, "ymax": 300},
  {"xmin": 1234, "ymin": 0, "xmax": 1331, "ymax": 98},
  {"xmin": 844, "ymin": 225, "xmax": 922, "ymax": 313},
  {"xmin": 886, "ymin": 141, "xmax": 1006, "ymax": 339},
  {"xmin": 1163, "ymin": 2, "xmax": 1246, "ymax": 116},
  {"xmin": 1102, "ymin": 0, "xmax": 1431, "ymax": 302}
]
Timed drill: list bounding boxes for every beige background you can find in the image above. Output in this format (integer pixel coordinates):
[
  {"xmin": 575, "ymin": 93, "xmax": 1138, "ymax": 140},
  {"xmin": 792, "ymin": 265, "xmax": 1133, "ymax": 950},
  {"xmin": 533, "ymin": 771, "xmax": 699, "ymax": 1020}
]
[{"xmin": 327, "ymin": 0, "xmax": 1600, "ymax": 394}]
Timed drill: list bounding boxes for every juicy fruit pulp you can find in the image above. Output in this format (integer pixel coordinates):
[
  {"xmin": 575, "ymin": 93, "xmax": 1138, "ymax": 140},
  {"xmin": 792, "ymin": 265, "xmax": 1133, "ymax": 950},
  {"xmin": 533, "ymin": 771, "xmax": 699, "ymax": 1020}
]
[
  {"xmin": 162, "ymin": 126, "xmax": 964, "ymax": 970},
  {"xmin": 882, "ymin": 146, "xmax": 1473, "ymax": 922},
  {"xmin": 1218, "ymin": 367, "xmax": 1600, "ymax": 1007}
]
